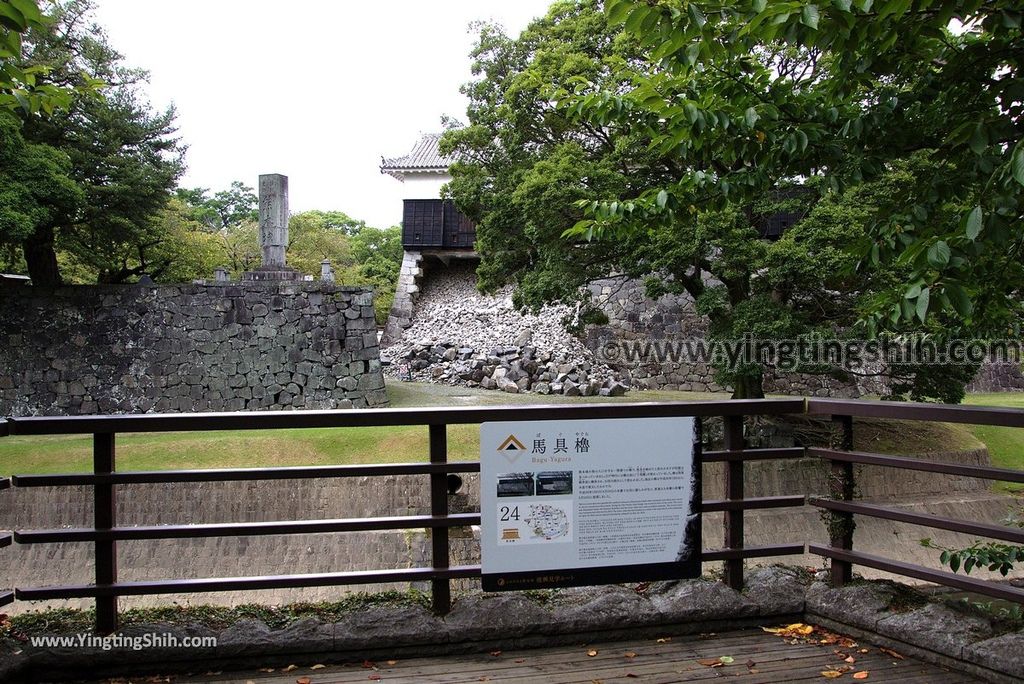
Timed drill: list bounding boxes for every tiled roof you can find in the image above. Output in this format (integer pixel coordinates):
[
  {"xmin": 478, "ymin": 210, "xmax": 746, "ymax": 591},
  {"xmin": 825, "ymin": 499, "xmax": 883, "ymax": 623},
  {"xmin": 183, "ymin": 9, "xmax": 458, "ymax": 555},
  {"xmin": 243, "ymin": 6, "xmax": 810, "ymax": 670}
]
[{"xmin": 381, "ymin": 133, "xmax": 453, "ymax": 176}]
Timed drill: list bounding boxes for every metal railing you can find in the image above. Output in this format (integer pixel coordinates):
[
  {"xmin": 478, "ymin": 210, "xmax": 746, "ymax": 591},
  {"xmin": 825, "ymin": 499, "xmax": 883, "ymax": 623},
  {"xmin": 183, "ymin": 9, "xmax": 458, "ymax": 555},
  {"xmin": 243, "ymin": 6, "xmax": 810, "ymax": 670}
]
[{"xmin": 1, "ymin": 397, "xmax": 1022, "ymax": 634}]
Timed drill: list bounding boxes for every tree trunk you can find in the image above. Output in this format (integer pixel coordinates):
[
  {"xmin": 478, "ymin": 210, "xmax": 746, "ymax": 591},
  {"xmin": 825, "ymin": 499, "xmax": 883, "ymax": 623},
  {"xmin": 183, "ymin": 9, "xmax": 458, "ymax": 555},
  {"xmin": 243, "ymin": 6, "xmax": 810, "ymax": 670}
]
[
  {"xmin": 731, "ymin": 371, "xmax": 766, "ymax": 399},
  {"xmin": 22, "ymin": 226, "xmax": 63, "ymax": 286}
]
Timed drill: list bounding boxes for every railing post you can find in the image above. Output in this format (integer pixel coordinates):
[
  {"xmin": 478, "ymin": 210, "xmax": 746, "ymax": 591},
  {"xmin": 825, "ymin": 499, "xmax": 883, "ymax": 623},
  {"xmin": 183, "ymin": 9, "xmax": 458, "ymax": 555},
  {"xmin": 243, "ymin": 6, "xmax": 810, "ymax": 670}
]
[
  {"xmin": 723, "ymin": 415, "xmax": 744, "ymax": 591},
  {"xmin": 94, "ymin": 432, "xmax": 118, "ymax": 634},
  {"xmin": 829, "ymin": 415, "xmax": 855, "ymax": 588},
  {"xmin": 428, "ymin": 424, "xmax": 450, "ymax": 615}
]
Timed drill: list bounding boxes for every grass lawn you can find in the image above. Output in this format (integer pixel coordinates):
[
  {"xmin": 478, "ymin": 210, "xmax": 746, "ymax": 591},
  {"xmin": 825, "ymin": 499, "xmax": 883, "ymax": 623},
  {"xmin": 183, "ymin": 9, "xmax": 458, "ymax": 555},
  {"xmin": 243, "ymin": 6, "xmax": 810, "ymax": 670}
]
[
  {"xmin": 0, "ymin": 382, "xmax": 1021, "ymax": 482},
  {"xmin": 962, "ymin": 393, "xmax": 1024, "ymax": 491},
  {"xmin": 0, "ymin": 382, "xmax": 728, "ymax": 475}
]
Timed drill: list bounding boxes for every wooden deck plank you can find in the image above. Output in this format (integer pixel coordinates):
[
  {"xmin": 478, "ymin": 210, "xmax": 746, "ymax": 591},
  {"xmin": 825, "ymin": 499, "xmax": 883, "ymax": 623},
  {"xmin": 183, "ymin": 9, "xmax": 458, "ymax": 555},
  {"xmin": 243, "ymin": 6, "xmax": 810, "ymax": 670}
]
[{"xmin": 152, "ymin": 627, "xmax": 980, "ymax": 684}]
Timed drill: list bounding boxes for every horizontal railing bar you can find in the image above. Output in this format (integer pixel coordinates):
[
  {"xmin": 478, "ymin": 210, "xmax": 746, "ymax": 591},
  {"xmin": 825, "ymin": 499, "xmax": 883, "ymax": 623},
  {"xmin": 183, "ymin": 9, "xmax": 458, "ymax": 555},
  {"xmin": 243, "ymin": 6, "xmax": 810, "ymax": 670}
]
[
  {"xmin": 5, "ymin": 399, "xmax": 808, "ymax": 436},
  {"xmin": 16, "ymin": 565, "xmax": 484, "ymax": 599},
  {"xmin": 15, "ymin": 513, "xmax": 482, "ymax": 543},
  {"xmin": 704, "ymin": 496, "xmax": 806, "ymax": 512},
  {"xmin": 0, "ymin": 590, "xmax": 12, "ymax": 607},
  {"xmin": 808, "ymin": 543, "xmax": 1024, "ymax": 604},
  {"xmin": 12, "ymin": 461, "xmax": 480, "ymax": 487},
  {"xmin": 703, "ymin": 447, "xmax": 805, "ymax": 462},
  {"xmin": 808, "ymin": 398, "xmax": 1024, "ymax": 428},
  {"xmin": 0, "ymin": 533, "xmax": 10, "ymax": 549},
  {"xmin": 810, "ymin": 448, "xmax": 1024, "ymax": 483},
  {"xmin": 809, "ymin": 499, "xmax": 1024, "ymax": 544},
  {"xmin": 701, "ymin": 544, "xmax": 806, "ymax": 561}
]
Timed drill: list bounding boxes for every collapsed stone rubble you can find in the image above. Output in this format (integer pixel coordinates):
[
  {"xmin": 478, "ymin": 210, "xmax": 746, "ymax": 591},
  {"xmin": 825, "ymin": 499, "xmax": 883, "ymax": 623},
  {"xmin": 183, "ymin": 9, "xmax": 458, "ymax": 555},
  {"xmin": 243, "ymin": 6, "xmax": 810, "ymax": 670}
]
[{"xmin": 380, "ymin": 265, "xmax": 629, "ymax": 396}]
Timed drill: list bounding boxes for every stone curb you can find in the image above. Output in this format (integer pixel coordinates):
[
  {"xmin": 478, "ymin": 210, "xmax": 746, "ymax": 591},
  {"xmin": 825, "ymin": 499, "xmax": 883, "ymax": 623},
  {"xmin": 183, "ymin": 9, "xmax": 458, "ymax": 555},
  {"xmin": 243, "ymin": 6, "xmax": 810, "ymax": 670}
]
[
  {"xmin": 0, "ymin": 573, "xmax": 800, "ymax": 681},
  {"xmin": 3, "ymin": 573, "xmax": 1020, "ymax": 682}
]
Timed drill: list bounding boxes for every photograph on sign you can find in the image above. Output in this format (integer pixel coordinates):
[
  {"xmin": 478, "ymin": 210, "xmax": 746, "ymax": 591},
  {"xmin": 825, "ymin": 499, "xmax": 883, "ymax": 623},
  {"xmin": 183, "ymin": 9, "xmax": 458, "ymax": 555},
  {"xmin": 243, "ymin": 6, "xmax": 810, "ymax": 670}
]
[{"xmin": 480, "ymin": 416, "xmax": 701, "ymax": 591}]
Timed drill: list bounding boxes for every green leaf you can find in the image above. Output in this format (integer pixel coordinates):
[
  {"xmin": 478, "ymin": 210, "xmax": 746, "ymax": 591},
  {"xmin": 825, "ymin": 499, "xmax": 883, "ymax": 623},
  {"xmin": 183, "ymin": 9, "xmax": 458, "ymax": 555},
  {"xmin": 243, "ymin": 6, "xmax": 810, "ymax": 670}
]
[
  {"xmin": 9, "ymin": 0, "xmax": 44, "ymax": 25},
  {"xmin": 684, "ymin": 102, "xmax": 699, "ymax": 124},
  {"xmin": 801, "ymin": 4, "xmax": 820, "ymax": 28},
  {"xmin": 606, "ymin": 0, "xmax": 633, "ymax": 24},
  {"xmin": 926, "ymin": 240, "xmax": 950, "ymax": 268},
  {"xmin": 624, "ymin": 4, "xmax": 650, "ymax": 33},
  {"xmin": 969, "ymin": 124, "xmax": 987, "ymax": 155},
  {"xmin": 945, "ymin": 283, "xmax": 973, "ymax": 318},
  {"xmin": 1011, "ymin": 145, "xmax": 1024, "ymax": 187},
  {"xmin": 904, "ymin": 283, "xmax": 921, "ymax": 299},
  {"xmin": 744, "ymin": 106, "xmax": 759, "ymax": 128},
  {"xmin": 688, "ymin": 4, "xmax": 707, "ymax": 28},
  {"xmin": 915, "ymin": 286, "xmax": 930, "ymax": 322},
  {"xmin": 832, "ymin": 0, "xmax": 852, "ymax": 10},
  {"xmin": 964, "ymin": 206, "xmax": 983, "ymax": 240},
  {"xmin": 796, "ymin": 129, "xmax": 808, "ymax": 152},
  {"xmin": 656, "ymin": 189, "xmax": 668, "ymax": 209}
]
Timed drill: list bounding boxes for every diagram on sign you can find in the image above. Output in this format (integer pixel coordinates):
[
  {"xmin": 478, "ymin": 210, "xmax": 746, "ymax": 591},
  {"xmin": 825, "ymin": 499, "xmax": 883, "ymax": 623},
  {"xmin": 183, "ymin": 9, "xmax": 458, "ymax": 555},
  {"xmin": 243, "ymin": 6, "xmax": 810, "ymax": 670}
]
[
  {"xmin": 494, "ymin": 472, "xmax": 574, "ymax": 545},
  {"xmin": 526, "ymin": 503, "xmax": 570, "ymax": 540}
]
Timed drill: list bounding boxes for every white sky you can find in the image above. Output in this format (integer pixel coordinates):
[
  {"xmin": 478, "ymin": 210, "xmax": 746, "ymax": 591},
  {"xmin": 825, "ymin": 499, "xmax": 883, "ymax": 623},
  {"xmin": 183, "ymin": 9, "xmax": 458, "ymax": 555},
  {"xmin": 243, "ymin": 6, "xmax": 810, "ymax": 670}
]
[{"xmin": 91, "ymin": 0, "xmax": 554, "ymax": 228}]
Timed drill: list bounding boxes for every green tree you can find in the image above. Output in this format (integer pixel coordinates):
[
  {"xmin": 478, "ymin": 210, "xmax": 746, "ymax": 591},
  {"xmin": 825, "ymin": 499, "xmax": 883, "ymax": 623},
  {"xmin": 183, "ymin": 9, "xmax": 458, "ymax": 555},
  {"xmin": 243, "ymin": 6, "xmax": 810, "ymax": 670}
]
[
  {"xmin": 351, "ymin": 225, "xmax": 403, "ymax": 323},
  {"xmin": 287, "ymin": 210, "xmax": 356, "ymax": 277},
  {"xmin": 5, "ymin": 0, "xmax": 183, "ymax": 284},
  {"xmin": 444, "ymin": 0, "xmax": 977, "ymax": 400},
  {"xmin": 563, "ymin": 0, "xmax": 1022, "ymax": 338},
  {"xmin": 0, "ymin": 109, "xmax": 82, "ymax": 271},
  {"xmin": 176, "ymin": 181, "xmax": 257, "ymax": 231},
  {"xmin": 0, "ymin": 0, "xmax": 89, "ymax": 115}
]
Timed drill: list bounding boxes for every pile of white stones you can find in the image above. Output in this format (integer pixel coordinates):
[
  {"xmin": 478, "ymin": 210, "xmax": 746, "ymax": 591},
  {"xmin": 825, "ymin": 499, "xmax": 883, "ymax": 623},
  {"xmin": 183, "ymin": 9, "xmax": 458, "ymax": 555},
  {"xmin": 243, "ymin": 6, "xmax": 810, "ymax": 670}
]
[{"xmin": 381, "ymin": 266, "xmax": 629, "ymax": 396}]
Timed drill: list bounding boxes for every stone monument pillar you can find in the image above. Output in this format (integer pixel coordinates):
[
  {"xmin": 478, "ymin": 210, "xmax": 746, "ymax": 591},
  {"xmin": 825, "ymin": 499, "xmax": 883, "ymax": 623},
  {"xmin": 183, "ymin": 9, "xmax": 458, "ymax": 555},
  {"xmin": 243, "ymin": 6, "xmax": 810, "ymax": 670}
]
[
  {"xmin": 259, "ymin": 173, "xmax": 288, "ymax": 267},
  {"xmin": 243, "ymin": 173, "xmax": 302, "ymax": 281}
]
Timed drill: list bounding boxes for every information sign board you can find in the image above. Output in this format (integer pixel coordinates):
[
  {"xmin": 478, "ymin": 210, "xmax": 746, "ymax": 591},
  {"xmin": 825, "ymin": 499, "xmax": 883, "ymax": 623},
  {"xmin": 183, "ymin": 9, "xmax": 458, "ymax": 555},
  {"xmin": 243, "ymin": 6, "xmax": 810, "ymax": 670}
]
[{"xmin": 480, "ymin": 417, "xmax": 701, "ymax": 591}]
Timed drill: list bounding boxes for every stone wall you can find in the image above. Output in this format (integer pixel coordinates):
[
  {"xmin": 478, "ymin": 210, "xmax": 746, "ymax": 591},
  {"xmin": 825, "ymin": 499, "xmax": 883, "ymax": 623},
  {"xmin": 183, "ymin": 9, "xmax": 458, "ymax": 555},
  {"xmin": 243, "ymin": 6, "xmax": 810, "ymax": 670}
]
[
  {"xmin": 584, "ymin": 275, "xmax": 888, "ymax": 397},
  {"xmin": 381, "ymin": 250, "xmax": 424, "ymax": 346},
  {"xmin": 967, "ymin": 361, "xmax": 1024, "ymax": 393},
  {"xmin": 0, "ymin": 281, "xmax": 388, "ymax": 416}
]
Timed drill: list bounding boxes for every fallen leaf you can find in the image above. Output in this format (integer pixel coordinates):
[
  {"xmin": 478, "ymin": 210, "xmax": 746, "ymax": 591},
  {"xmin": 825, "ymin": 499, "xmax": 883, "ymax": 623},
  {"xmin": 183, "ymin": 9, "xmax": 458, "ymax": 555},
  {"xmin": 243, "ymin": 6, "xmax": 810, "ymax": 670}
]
[
  {"xmin": 259, "ymin": 668, "xmax": 276, "ymax": 674},
  {"xmin": 478, "ymin": 678, "xmax": 490, "ymax": 682},
  {"xmin": 587, "ymin": 649, "xmax": 599, "ymax": 657},
  {"xmin": 296, "ymin": 678, "xmax": 310, "ymax": 684},
  {"xmin": 697, "ymin": 658, "xmax": 720, "ymax": 667},
  {"xmin": 748, "ymin": 669, "xmax": 760, "ymax": 674},
  {"xmin": 879, "ymin": 647, "xmax": 904, "ymax": 660},
  {"xmin": 515, "ymin": 659, "xmax": 525, "ymax": 663},
  {"xmin": 284, "ymin": 665, "xmax": 298, "ymax": 673},
  {"xmin": 368, "ymin": 676, "xmax": 382, "ymax": 682},
  {"xmin": 246, "ymin": 681, "xmax": 256, "ymax": 684},
  {"xmin": 624, "ymin": 651, "xmax": 637, "ymax": 658},
  {"xmin": 362, "ymin": 660, "xmax": 376, "ymax": 669},
  {"xmin": 311, "ymin": 664, "xmax": 326, "ymax": 670},
  {"xmin": 656, "ymin": 637, "xmax": 671, "ymax": 643},
  {"xmin": 625, "ymin": 674, "xmax": 639, "ymax": 679},
  {"xmin": 853, "ymin": 673, "xmax": 869, "ymax": 680},
  {"xmin": 745, "ymin": 660, "xmax": 756, "ymax": 668},
  {"xmin": 844, "ymin": 656, "xmax": 856, "ymax": 664},
  {"xmin": 821, "ymin": 670, "xmax": 843, "ymax": 679},
  {"xmin": 719, "ymin": 656, "xmax": 734, "ymax": 664},
  {"xmin": 386, "ymin": 660, "xmax": 397, "ymax": 666},
  {"xmin": 489, "ymin": 651, "xmax": 502, "ymax": 657}
]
